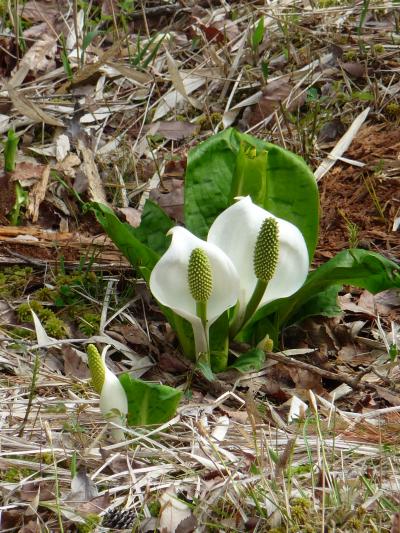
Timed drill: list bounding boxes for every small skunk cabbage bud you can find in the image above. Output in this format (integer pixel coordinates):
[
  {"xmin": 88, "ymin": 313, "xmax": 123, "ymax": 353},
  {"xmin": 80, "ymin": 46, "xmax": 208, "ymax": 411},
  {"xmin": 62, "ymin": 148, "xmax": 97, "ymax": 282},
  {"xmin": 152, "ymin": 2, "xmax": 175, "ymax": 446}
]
[
  {"xmin": 86, "ymin": 344, "xmax": 128, "ymax": 441},
  {"xmin": 188, "ymin": 248, "xmax": 213, "ymax": 303},
  {"xmin": 254, "ymin": 217, "xmax": 279, "ymax": 283}
]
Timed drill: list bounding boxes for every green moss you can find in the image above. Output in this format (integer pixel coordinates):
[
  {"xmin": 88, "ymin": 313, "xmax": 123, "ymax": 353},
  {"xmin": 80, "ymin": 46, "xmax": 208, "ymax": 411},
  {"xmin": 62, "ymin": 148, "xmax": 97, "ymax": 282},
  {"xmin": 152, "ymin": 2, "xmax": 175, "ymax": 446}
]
[
  {"xmin": 343, "ymin": 50, "xmax": 357, "ymax": 61},
  {"xmin": 76, "ymin": 514, "xmax": 101, "ymax": 532},
  {"xmin": 148, "ymin": 500, "xmax": 161, "ymax": 517},
  {"xmin": 17, "ymin": 301, "xmax": 46, "ymax": 322},
  {"xmin": 195, "ymin": 112, "xmax": 222, "ymax": 131},
  {"xmin": 32, "ymin": 287, "xmax": 57, "ymax": 302},
  {"xmin": 44, "ymin": 315, "xmax": 67, "ymax": 338},
  {"xmin": 8, "ymin": 326, "xmax": 35, "ymax": 340},
  {"xmin": 1, "ymin": 467, "xmax": 34, "ymax": 482},
  {"xmin": 17, "ymin": 301, "xmax": 67, "ymax": 339},
  {"xmin": 78, "ymin": 312, "xmax": 101, "ymax": 336},
  {"xmin": 385, "ymin": 102, "xmax": 400, "ymax": 118},
  {"xmin": 0, "ymin": 267, "xmax": 34, "ymax": 297},
  {"xmin": 373, "ymin": 44, "xmax": 385, "ymax": 54},
  {"xmin": 290, "ymin": 497, "xmax": 312, "ymax": 523}
]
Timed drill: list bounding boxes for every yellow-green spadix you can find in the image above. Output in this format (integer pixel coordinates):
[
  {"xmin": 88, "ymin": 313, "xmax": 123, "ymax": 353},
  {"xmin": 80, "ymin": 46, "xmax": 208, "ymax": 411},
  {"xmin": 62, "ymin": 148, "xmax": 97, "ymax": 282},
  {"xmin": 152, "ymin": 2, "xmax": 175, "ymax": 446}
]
[
  {"xmin": 149, "ymin": 227, "xmax": 239, "ymax": 355},
  {"xmin": 207, "ymin": 196, "xmax": 309, "ymax": 328},
  {"xmin": 87, "ymin": 344, "xmax": 128, "ymax": 441}
]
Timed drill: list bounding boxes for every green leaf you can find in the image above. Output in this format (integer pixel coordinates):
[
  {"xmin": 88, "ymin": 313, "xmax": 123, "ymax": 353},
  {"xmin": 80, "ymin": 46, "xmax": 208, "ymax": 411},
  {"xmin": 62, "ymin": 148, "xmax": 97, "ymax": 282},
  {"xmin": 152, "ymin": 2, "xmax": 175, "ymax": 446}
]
[
  {"xmin": 185, "ymin": 128, "xmax": 238, "ymax": 239},
  {"xmin": 261, "ymin": 144, "xmax": 319, "ymax": 261},
  {"xmin": 251, "ymin": 17, "xmax": 265, "ymax": 49},
  {"xmin": 82, "ymin": 30, "xmax": 99, "ymax": 52},
  {"xmin": 244, "ymin": 249, "xmax": 400, "ymax": 344},
  {"xmin": 120, "ymin": 374, "xmax": 182, "ymax": 426},
  {"xmin": 132, "ymin": 200, "xmax": 174, "ymax": 256},
  {"xmin": 88, "ymin": 202, "xmax": 196, "ymax": 360},
  {"xmin": 88, "ymin": 202, "xmax": 159, "ymax": 270},
  {"xmin": 230, "ymin": 132, "xmax": 319, "ymax": 260},
  {"xmin": 229, "ymin": 348, "xmax": 265, "ymax": 373},
  {"xmin": 289, "ymin": 284, "xmax": 342, "ymax": 324}
]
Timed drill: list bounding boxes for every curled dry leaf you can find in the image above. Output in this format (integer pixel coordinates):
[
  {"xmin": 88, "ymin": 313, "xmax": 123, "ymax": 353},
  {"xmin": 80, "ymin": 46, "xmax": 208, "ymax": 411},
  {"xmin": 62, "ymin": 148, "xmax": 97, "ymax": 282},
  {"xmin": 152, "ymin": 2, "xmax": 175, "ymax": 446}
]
[
  {"xmin": 63, "ymin": 346, "xmax": 90, "ymax": 380},
  {"xmin": 27, "ymin": 164, "xmax": 50, "ymax": 222},
  {"xmin": 5, "ymin": 82, "xmax": 64, "ymax": 127},
  {"xmin": 56, "ymin": 134, "xmax": 70, "ymax": 162},
  {"xmin": 19, "ymin": 481, "xmax": 56, "ymax": 502},
  {"xmin": 118, "ymin": 207, "xmax": 142, "ymax": 227},
  {"xmin": 12, "ymin": 161, "xmax": 48, "ymax": 186},
  {"xmin": 77, "ymin": 138, "xmax": 108, "ymax": 204}
]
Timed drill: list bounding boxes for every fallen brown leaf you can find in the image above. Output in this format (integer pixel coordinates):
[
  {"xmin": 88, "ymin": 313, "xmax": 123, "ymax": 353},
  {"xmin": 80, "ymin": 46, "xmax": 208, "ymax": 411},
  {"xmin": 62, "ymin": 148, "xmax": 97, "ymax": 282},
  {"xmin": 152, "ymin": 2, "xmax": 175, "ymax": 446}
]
[
  {"xmin": 5, "ymin": 82, "xmax": 64, "ymax": 127},
  {"xmin": 143, "ymin": 121, "xmax": 198, "ymax": 141},
  {"xmin": 63, "ymin": 346, "xmax": 90, "ymax": 380},
  {"xmin": 27, "ymin": 164, "xmax": 50, "ymax": 222},
  {"xmin": 341, "ymin": 61, "xmax": 366, "ymax": 78},
  {"xmin": 19, "ymin": 480, "xmax": 56, "ymax": 502}
]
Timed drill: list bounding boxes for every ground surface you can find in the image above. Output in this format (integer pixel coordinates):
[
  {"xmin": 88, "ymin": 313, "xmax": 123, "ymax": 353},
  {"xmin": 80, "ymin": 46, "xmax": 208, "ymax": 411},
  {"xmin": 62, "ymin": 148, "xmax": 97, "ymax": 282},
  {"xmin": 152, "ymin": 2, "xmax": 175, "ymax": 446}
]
[{"xmin": 0, "ymin": 1, "xmax": 400, "ymax": 532}]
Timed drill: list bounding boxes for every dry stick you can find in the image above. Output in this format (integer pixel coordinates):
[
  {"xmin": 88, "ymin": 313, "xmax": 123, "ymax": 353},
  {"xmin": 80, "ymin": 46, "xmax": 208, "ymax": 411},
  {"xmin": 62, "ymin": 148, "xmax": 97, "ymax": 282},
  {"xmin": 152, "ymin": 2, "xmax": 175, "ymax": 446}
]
[
  {"xmin": 127, "ymin": 4, "xmax": 190, "ymax": 19},
  {"xmin": 265, "ymin": 351, "xmax": 372, "ymax": 391}
]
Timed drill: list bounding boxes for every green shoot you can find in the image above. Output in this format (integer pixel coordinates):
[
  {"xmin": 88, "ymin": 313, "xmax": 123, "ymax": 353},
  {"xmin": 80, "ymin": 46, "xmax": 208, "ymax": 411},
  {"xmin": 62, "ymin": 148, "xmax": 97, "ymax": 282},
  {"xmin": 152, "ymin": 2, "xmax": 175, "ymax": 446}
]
[
  {"xmin": 8, "ymin": 182, "xmax": 28, "ymax": 226},
  {"xmin": 4, "ymin": 129, "xmax": 19, "ymax": 172},
  {"xmin": 60, "ymin": 34, "xmax": 73, "ymax": 81}
]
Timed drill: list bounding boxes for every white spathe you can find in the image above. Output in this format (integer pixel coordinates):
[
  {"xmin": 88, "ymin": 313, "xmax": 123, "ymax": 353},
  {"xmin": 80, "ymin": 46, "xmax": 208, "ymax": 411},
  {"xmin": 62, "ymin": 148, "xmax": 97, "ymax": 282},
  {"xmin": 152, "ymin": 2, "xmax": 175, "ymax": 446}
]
[
  {"xmin": 149, "ymin": 226, "xmax": 239, "ymax": 353},
  {"xmin": 207, "ymin": 196, "xmax": 309, "ymax": 321},
  {"xmin": 99, "ymin": 355, "xmax": 128, "ymax": 441}
]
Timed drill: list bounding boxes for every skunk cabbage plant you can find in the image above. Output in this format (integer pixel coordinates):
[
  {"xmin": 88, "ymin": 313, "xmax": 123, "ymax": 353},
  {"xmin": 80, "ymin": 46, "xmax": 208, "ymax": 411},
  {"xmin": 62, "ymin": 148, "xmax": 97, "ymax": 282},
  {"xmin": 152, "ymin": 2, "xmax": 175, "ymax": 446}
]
[
  {"xmin": 89, "ymin": 128, "xmax": 400, "ymax": 378},
  {"xmin": 87, "ymin": 344, "xmax": 128, "ymax": 441}
]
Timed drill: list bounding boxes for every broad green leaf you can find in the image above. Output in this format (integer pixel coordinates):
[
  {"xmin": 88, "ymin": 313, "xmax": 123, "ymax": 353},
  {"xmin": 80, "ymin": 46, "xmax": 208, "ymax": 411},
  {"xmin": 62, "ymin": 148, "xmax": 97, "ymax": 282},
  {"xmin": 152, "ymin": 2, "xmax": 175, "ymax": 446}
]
[
  {"xmin": 244, "ymin": 249, "xmax": 400, "ymax": 344},
  {"xmin": 132, "ymin": 199, "xmax": 174, "ymax": 256},
  {"xmin": 289, "ymin": 284, "xmax": 342, "ymax": 324},
  {"xmin": 185, "ymin": 128, "xmax": 238, "ymax": 239},
  {"xmin": 229, "ymin": 348, "xmax": 265, "ymax": 373},
  {"xmin": 120, "ymin": 374, "xmax": 181, "ymax": 426},
  {"xmin": 262, "ymin": 145, "xmax": 319, "ymax": 261},
  {"xmin": 231, "ymin": 132, "xmax": 319, "ymax": 260}
]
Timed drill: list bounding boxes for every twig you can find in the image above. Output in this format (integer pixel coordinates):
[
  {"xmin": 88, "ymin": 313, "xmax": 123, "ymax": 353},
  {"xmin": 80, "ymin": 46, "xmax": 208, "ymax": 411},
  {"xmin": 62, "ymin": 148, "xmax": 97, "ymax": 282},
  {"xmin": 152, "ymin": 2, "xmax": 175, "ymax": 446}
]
[
  {"xmin": 126, "ymin": 4, "xmax": 190, "ymax": 19},
  {"xmin": 265, "ymin": 351, "xmax": 370, "ymax": 390}
]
